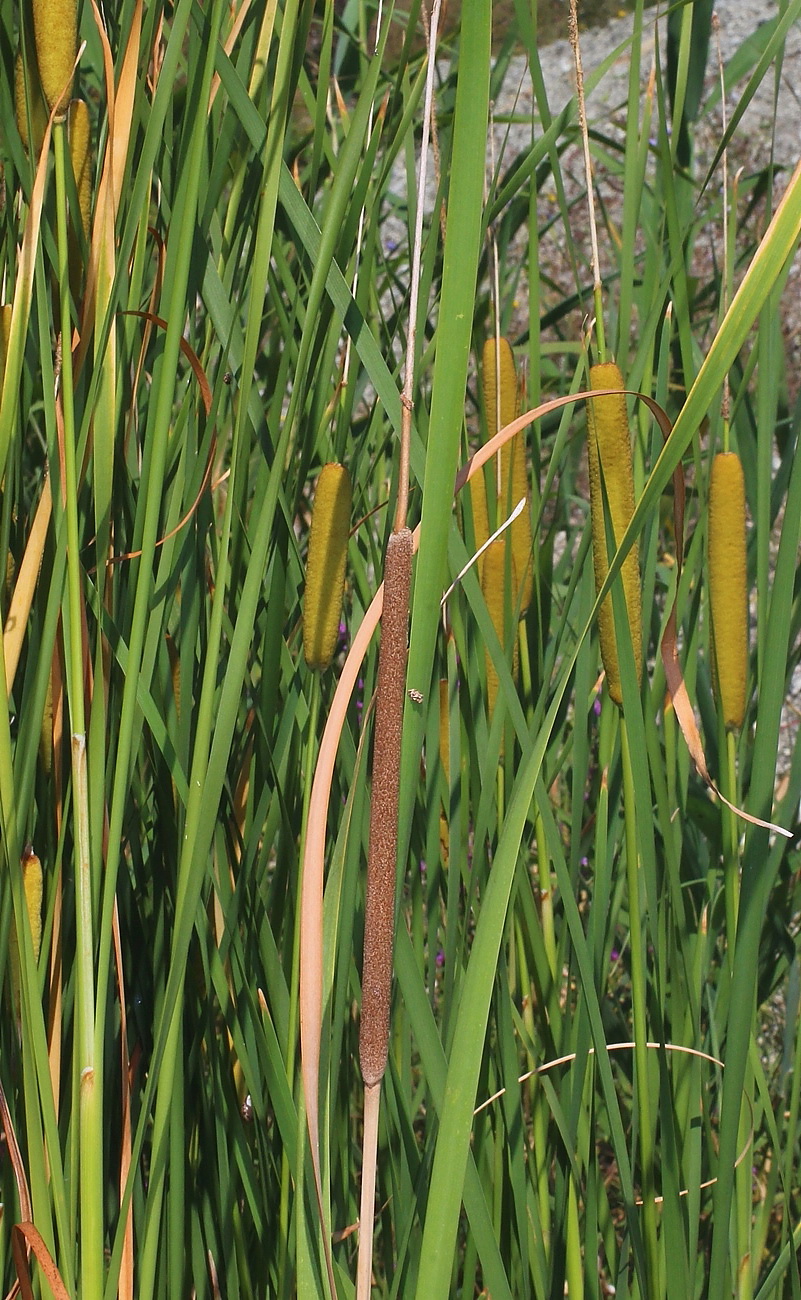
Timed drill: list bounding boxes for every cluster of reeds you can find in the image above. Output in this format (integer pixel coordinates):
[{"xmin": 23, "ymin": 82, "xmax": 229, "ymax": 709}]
[{"xmin": 0, "ymin": 1, "xmax": 799, "ymax": 1298}]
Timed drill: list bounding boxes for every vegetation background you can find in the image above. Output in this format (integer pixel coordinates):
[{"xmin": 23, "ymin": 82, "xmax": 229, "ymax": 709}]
[{"xmin": 1, "ymin": 0, "xmax": 801, "ymax": 1296}]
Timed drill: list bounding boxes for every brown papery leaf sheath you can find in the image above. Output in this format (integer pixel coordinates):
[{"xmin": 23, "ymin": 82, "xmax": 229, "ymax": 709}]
[{"xmin": 359, "ymin": 527, "xmax": 413, "ymax": 1088}]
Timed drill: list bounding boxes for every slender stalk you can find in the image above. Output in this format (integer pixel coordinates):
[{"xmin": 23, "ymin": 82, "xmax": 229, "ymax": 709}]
[
  {"xmin": 723, "ymin": 729, "xmax": 740, "ymax": 960},
  {"xmin": 620, "ymin": 716, "xmax": 660, "ymax": 1299},
  {"xmin": 568, "ymin": 0, "xmax": 606, "ymax": 363},
  {"xmin": 357, "ymin": 1083, "xmax": 382, "ymax": 1299},
  {"xmin": 395, "ymin": 0, "xmax": 442, "ymax": 532},
  {"xmin": 282, "ymin": 679, "xmax": 321, "ymax": 1281},
  {"xmin": 721, "ymin": 727, "xmax": 753, "ymax": 1299},
  {"xmin": 357, "ymin": 527, "xmax": 412, "ymax": 1294},
  {"xmin": 54, "ymin": 116, "xmax": 103, "ymax": 1297}
]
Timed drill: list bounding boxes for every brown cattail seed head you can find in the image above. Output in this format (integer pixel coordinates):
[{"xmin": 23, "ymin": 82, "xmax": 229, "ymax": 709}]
[
  {"xmin": 303, "ymin": 464, "xmax": 351, "ymax": 671},
  {"xmin": 360, "ymin": 527, "xmax": 412, "ymax": 1088},
  {"xmin": 708, "ymin": 451, "xmax": 747, "ymax": 730},
  {"xmin": 587, "ymin": 362, "xmax": 642, "ymax": 707},
  {"xmin": 33, "ymin": 0, "xmax": 78, "ymax": 121},
  {"xmin": 68, "ymin": 98, "xmax": 92, "ymax": 239}
]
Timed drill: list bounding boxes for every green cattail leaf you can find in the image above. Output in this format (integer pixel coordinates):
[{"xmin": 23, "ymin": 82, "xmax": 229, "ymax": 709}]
[
  {"xmin": 587, "ymin": 362, "xmax": 642, "ymax": 707},
  {"xmin": 303, "ymin": 463, "xmax": 351, "ymax": 671},
  {"xmin": 708, "ymin": 451, "xmax": 747, "ymax": 730}
]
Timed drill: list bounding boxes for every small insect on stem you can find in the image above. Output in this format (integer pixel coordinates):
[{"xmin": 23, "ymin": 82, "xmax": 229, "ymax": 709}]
[{"xmin": 407, "ymin": 688, "xmax": 423, "ymax": 703}]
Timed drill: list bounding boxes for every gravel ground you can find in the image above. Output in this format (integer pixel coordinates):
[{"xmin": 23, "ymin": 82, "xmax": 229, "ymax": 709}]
[
  {"xmin": 515, "ymin": 0, "xmax": 801, "ymax": 160},
  {"xmin": 488, "ymin": 2, "xmax": 801, "ymax": 376}
]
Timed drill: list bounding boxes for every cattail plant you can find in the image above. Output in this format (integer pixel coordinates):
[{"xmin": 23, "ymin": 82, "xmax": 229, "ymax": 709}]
[
  {"xmin": 8, "ymin": 843, "xmax": 43, "ymax": 1027},
  {"xmin": 357, "ymin": 526, "xmax": 412, "ymax": 1299},
  {"xmin": 359, "ymin": 527, "xmax": 413, "ymax": 1088},
  {"xmin": 586, "ymin": 361, "xmax": 642, "ymax": 707},
  {"xmin": 708, "ymin": 451, "xmax": 747, "ymax": 731},
  {"xmin": 470, "ymin": 337, "xmax": 533, "ymax": 612},
  {"xmin": 33, "ymin": 0, "xmax": 78, "ymax": 122},
  {"xmin": 482, "ymin": 536, "xmax": 518, "ymax": 723},
  {"xmin": 68, "ymin": 98, "xmax": 92, "ymax": 241},
  {"xmin": 438, "ymin": 678, "xmax": 450, "ymax": 866},
  {"xmin": 303, "ymin": 463, "xmax": 352, "ymax": 671},
  {"xmin": 15, "ymin": 50, "xmax": 48, "ymax": 155},
  {"xmin": 67, "ymin": 97, "xmax": 92, "ymax": 301},
  {"xmin": 0, "ymin": 304, "xmax": 11, "ymax": 397}
]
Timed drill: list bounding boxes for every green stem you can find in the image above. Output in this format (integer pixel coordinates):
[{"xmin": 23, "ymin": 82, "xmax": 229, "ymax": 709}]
[
  {"xmin": 620, "ymin": 715, "xmax": 660, "ymax": 1299},
  {"xmin": 721, "ymin": 728, "xmax": 753, "ymax": 1299},
  {"xmin": 723, "ymin": 728, "xmax": 740, "ymax": 961},
  {"xmin": 282, "ymin": 677, "xmax": 321, "ymax": 1282},
  {"xmin": 593, "ymin": 285, "xmax": 607, "ymax": 364},
  {"xmin": 54, "ymin": 118, "xmax": 103, "ymax": 1298}
]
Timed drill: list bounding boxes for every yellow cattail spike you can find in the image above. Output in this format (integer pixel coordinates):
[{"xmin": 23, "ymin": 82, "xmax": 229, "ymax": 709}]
[
  {"xmin": 303, "ymin": 463, "xmax": 351, "ymax": 671},
  {"xmin": 482, "ymin": 337, "xmax": 518, "ymax": 439},
  {"xmin": 587, "ymin": 362, "xmax": 642, "ymax": 707},
  {"xmin": 6, "ymin": 551, "xmax": 16, "ymax": 603},
  {"xmin": 469, "ymin": 471, "xmax": 490, "ymax": 578},
  {"xmin": 9, "ymin": 844, "xmax": 44, "ymax": 1025},
  {"xmin": 507, "ymin": 426, "xmax": 533, "ymax": 613},
  {"xmin": 438, "ymin": 678, "xmax": 450, "ymax": 865},
  {"xmin": 480, "ymin": 338, "xmax": 533, "ymax": 612},
  {"xmin": 68, "ymin": 98, "xmax": 92, "ymax": 240},
  {"xmin": 708, "ymin": 451, "xmax": 747, "ymax": 730},
  {"xmin": 166, "ymin": 633, "xmax": 181, "ymax": 721},
  {"xmin": 438, "ymin": 678, "xmax": 450, "ymax": 789},
  {"xmin": 0, "ymin": 304, "xmax": 11, "ymax": 406},
  {"xmin": 15, "ymin": 50, "xmax": 48, "ymax": 155},
  {"xmin": 33, "ymin": 0, "xmax": 78, "ymax": 121},
  {"xmin": 482, "ymin": 538, "xmax": 519, "ymax": 725},
  {"xmin": 40, "ymin": 666, "xmax": 54, "ymax": 774}
]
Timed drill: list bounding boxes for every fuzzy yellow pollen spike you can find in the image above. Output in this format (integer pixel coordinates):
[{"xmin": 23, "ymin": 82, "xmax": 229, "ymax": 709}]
[
  {"xmin": 586, "ymin": 362, "xmax": 642, "ymax": 707},
  {"xmin": 482, "ymin": 537, "xmax": 519, "ymax": 728},
  {"xmin": 9, "ymin": 843, "xmax": 43, "ymax": 1027},
  {"xmin": 303, "ymin": 463, "xmax": 351, "ymax": 671},
  {"xmin": 708, "ymin": 451, "xmax": 747, "ymax": 730},
  {"xmin": 33, "ymin": 0, "xmax": 78, "ymax": 121},
  {"xmin": 475, "ymin": 338, "xmax": 533, "ymax": 611}
]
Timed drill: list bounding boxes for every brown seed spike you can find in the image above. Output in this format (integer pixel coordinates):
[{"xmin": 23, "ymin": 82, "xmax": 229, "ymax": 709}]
[{"xmin": 359, "ymin": 527, "xmax": 412, "ymax": 1088}]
